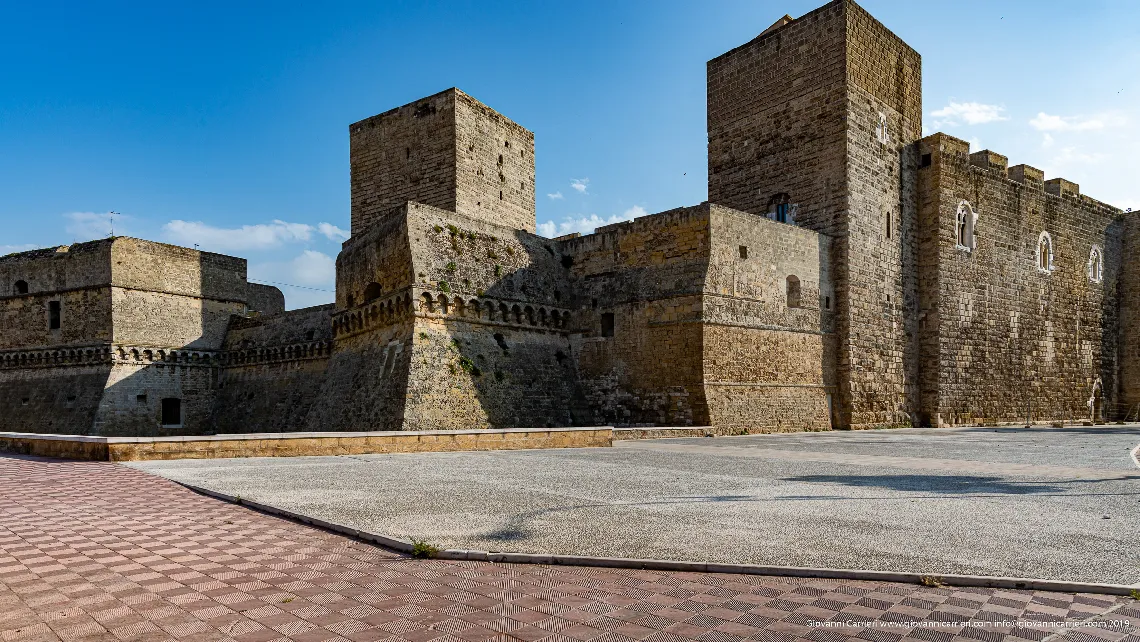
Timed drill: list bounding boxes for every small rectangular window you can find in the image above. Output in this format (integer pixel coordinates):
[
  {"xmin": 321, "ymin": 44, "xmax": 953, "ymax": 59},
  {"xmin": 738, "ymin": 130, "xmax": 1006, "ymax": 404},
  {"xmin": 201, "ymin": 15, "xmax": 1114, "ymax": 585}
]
[
  {"xmin": 48, "ymin": 301, "xmax": 61, "ymax": 330},
  {"xmin": 600, "ymin": 313, "xmax": 615, "ymax": 338},
  {"xmin": 775, "ymin": 203, "xmax": 789, "ymax": 223},
  {"xmin": 738, "ymin": 246, "xmax": 748, "ymax": 259},
  {"xmin": 161, "ymin": 398, "xmax": 182, "ymax": 426},
  {"xmin": 136, "ymin": 394, "xmax": 148, "ymax": 405},
  {"xmin": 920, "ymin": 153, "xmax": 932, "ymax": 168}
]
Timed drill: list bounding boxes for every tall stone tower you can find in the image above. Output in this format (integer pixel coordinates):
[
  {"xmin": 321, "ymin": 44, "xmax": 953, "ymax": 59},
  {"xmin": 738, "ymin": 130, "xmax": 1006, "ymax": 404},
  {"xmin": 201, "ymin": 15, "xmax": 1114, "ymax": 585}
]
[
  {"xmin": 349, "ymin": 88, "xmax": 536, "ymax": 236},
  {"xmin": 707, "ymin": 0, "xmax": 922, "ymax": 428}
]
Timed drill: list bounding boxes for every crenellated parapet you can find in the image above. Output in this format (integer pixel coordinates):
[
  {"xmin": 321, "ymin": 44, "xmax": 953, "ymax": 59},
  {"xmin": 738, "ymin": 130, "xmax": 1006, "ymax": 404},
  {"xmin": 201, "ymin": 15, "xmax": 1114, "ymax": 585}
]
[
  {"xmin": 918, "ymin": 133, "xmax": 1120, "ymax": 213},
  {"xmin": 0, "ymin": 344, "xmax": 114, "ymax": 370}
]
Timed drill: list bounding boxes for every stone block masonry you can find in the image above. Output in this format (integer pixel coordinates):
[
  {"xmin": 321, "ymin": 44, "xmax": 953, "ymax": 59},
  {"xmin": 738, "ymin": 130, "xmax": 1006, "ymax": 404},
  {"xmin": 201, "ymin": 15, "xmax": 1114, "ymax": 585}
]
[{"xmin": 4, "ymin": 0, "xmax": 1137, "ymax": 439}]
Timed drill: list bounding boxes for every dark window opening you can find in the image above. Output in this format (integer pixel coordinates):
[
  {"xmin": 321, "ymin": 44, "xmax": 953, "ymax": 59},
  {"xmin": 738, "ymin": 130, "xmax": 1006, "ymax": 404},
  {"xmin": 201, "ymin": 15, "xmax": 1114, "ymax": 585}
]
[
  {"xmin": 14, "ymin": 280, "xmax": 28, "ymax": 295},
  {"xmin": 886, "ymin": 211, "xmax": 892, "ymax": 239},
  {"xmin": 363, "ymin": 282, "xmax": 383, "ymax": 303},
  {"xmin": 305, "ymin": 330, "xmax": 315, "ymax": 341},
  {"xmin": 786, "ymin": 275, "xmax": 801, "ymax": 308},
  {"xmin": 591, "ymin": 298, "xmax": 598, "ymax": 309},
  {"xmin": 346, "ymin": 294, "xmax": 355, "ymax": 308},
  {"xmin": 48, "ymin": 301, "xmax": 61, "ymax": 330},
  {"xmin": 494, "ymin": 333, "xmax": 509, "ymax": 351},
  {"xmin": 739, "ymin": 246, "xmax": 748, "ymax": 259},
  {"xmin": 601, "ymin": 313, "xmax": 615, "ymax": 338},
  {"xmin": 161, "ymin": 398, "xmax": 182, "ymax": 426},
  {"xmin": 136, "ymin": 394, "xmax": 147, "ymax": 405},
  {"xmin": 499, "ymin": 190, "xmax": 503, "ymax": 200},
  {"xmin": 561, "ymin": 255, "xmax": 574, "ymax": 268},
  {"xmin": 825, "ymin": 295, "xmax": 831, "ymax": 310},
  {"xmin": 768, "ymin": 193, "xmax": 791, "ymax": 223},
  {"xmin": 405, "ymin": 147, "xmax": 411, "ymax": 159},
  {"xmin": 920, "ymin": 153, "xmax": 932, "ymax": 168}
]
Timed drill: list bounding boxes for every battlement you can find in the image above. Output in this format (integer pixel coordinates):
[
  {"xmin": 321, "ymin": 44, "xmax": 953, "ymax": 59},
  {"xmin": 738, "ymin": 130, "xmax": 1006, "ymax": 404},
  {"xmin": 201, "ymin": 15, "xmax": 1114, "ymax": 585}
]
[{"xmin": 917, "ymin": 133, "xmax": 1124, "ymax": 211}]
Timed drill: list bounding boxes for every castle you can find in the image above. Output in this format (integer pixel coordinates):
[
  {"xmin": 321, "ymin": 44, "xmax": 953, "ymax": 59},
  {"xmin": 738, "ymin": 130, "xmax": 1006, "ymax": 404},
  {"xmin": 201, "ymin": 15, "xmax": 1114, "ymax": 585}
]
[{"xmin": 3, "ymin": 0, "xmax": 1137, "ymax": 437}]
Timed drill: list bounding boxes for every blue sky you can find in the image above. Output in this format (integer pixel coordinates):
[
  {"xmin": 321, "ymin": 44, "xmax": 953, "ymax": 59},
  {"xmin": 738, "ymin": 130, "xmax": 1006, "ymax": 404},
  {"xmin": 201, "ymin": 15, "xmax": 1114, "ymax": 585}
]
[{"xmin": 2, "ymin": 1, "xmax": 1137, "ymax": 309}]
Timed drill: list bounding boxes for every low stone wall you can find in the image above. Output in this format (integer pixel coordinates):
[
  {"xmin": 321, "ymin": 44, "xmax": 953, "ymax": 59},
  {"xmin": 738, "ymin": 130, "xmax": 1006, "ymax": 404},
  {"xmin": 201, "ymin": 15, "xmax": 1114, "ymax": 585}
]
[
  {"xmin": 613, "ymin": 427, "xmax": 712, "ymax": 440},
  {"xmin": 0, "ymin": 427, "xmax": 613, "ymax": 462}
]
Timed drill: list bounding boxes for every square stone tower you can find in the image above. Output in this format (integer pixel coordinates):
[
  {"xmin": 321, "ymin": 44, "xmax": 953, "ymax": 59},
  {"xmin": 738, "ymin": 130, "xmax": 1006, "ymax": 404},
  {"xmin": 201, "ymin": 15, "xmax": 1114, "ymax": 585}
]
[
  {"xmin": 707, "ymin": 0, "xmax": 922, "ymax": 428},
  {"xmin": 349, "ymin": 88, "xmax": 536, "ymax": 236}
]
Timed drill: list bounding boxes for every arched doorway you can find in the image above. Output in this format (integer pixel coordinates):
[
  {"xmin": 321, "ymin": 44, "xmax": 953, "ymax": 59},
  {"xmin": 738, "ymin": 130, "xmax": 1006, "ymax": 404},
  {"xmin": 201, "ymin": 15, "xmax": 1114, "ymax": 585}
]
[{"xmin": 1089, "ymin": 379, "xmax": 1104, "ymax": 424}]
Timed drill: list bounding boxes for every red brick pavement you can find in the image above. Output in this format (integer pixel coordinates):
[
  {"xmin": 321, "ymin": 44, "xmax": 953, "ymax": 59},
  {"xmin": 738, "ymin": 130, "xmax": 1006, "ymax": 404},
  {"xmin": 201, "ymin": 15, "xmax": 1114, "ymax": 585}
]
[{"xmin": 0, "ymin": 455, "xmax": 1136, "ymax": 642}]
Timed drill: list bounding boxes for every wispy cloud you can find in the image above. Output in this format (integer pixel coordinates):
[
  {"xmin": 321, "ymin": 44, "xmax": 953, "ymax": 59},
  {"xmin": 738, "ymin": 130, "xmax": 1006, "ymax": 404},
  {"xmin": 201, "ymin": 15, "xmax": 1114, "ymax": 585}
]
[
  {"xmin": 537, "ymin": 205, "xmax": 647, "ymax": 238},
  {"xmin": 547, "ymin": 191, "xmax": 564, "ymax": 200},
  {"xmin": 570, "ymin": 178, "xmax": 589, "ymax": 194},
  {"xmin": 288, "ymin": 250, "xmax": 336, "ymax": 287},
  {"xmin": 1029, "ymin": 112, "xmax": 1122, "ymax": 132},
  {"xmin": 65, "ymin": 211, "xmax": 125, "ymax": 241},
  {"xmin": 929, "ymin": 101, "xmax": 1008, "ymax": 128},
  {"xmin": 162, "ymin": 219, "xmax": 345, "ymax": 253},
  {"xmin": 317, "ymin": 222, "xmax": 350, "ymax": 241},
  {"xmin": 248, "ymin": 249, "xmax": 336, "ymax": 310}
]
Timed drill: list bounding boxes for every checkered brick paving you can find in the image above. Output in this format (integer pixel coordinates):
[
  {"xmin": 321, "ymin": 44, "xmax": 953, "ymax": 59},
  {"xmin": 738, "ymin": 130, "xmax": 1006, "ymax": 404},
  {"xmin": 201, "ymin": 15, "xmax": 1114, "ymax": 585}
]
[{"xmin": 1, "ymin": 455, "xmax": 1137, "ymax": 642}]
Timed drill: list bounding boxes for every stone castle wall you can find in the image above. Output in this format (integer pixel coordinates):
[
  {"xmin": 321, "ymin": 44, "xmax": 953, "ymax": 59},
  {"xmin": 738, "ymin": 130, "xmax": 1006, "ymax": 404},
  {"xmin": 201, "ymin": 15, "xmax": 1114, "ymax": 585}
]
[
  {"xmin": 211, "ymin": 305, "xmax": 335, "ymax": 434},
  {"xmin": 841, "ymin": 2, "xmax": 923, "ymax": 428},
  {"xmin": 402, "ymin": 204, "xmax": 582, "ymax": 429},
  {"xmin": 702, "ymin": 204, "xmax": 836, "ymax": 432},
  {"xmin": 916, "ymin": 134, "xmax": 1122, "ymax": 425},
  {"xmin": 562, "ymin": 205, "xmax": 711, "ymax": 426}
]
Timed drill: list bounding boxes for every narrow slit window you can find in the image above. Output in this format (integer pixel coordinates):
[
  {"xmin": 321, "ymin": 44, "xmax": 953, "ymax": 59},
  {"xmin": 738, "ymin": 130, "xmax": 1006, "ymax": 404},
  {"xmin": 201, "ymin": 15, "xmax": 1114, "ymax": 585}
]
[
  {"xmin": 48, "ymin": 301, "xmax": 61, "ymax": 330},
  {"xmin": 600, "ymin": 313, "xmax": 615, "ymax": 338}
]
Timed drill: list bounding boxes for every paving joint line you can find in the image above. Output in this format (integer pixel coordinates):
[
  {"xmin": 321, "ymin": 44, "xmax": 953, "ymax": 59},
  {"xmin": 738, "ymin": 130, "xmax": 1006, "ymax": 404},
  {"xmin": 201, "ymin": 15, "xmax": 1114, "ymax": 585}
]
[{"xmin": 169, "ymin": 478, "xmax": 1140, "ymax": 597}]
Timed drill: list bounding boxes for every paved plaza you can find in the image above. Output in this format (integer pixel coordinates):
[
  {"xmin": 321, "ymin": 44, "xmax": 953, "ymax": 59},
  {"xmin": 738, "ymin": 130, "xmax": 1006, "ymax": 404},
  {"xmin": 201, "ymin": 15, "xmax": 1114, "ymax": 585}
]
[
  {"xmin": 2, "ymin": 454, "xmax": 1139, "ymax": 642},
  {"xmin": 133, "ymin": 427, "xmax": 1140, "ymax": 585}
]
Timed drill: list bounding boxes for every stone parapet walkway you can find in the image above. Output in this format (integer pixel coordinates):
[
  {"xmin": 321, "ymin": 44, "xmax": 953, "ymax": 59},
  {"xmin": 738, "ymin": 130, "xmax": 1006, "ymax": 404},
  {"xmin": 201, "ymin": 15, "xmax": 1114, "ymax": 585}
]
[{"xmin": 1, "ymin": 455, "xmax": 1137, "ymax": 642}]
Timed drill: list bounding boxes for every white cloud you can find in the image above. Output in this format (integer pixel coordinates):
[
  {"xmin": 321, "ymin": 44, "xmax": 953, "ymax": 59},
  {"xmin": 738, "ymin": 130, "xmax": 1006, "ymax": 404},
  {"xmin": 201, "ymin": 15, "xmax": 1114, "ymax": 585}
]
[
  {"xmin": 570, "ymin": 178, "xmax": 590, "ymax": 194},
  {"xmin": 318, "ymin": 222, "xmax": 350, "ymax": 241},
  {"xmin": 930, "ymin": 102, "xmax": 1008, "ymax": 127},
  {"xmin": 65, "ymin": 211, "xmax": 124, "ymax": 241},
  {"xmin": 162, "ymin": 219, "xmax": 314, "ymax": 252},
  {"xmin": 289, "ymin": 250, "xmax": 336, "ymax": 287},
  {"xmin": 537, "ymin": 205, "xmax": 647, "ymax": 238},
  {"xmin": 1029, "ymin": 112, "xmax": 1118, "ymax": 132},
  {"xmin": 1051, "ymin": 146, "xmax": 1104, "ymax": 166},
  {"xmin": 547, "ymin": 191, "xmax": 564, "ymax": 200},
  {"xmin": 1041, "ymin": 133, "xmax": 1055, "ymax": 148},
  {"xmin": 248, "ymin": 250, "xmax": 336, "ymax": 310}
]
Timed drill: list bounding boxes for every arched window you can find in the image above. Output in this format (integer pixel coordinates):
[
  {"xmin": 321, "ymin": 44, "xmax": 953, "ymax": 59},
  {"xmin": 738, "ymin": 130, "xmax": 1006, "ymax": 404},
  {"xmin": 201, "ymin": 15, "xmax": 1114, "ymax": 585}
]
[
  {"xmin": 956, "ymin": 201, "xmax": 976, "ymax": 251},
  {"xmin": 420, "ymin": 292, "xmax": 434, "ymax": 313},
  {"xmin": 786, "ymin": 275, "xmax": 801, "ymax": 308},
  {"xmin": 1088, "ymin": 246, "xmax": 1103, "ymax": 283},
  {"xmin": 363, "ymin": 282, "xmax": 383, "ymax": 303},
  {"xmin": 1037, "ymin": 232, "xmax": 1054, "ymax": 273},
  {"xmin": 14, "ymin": 280, "xmax": 28, "ymax": 295}
]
